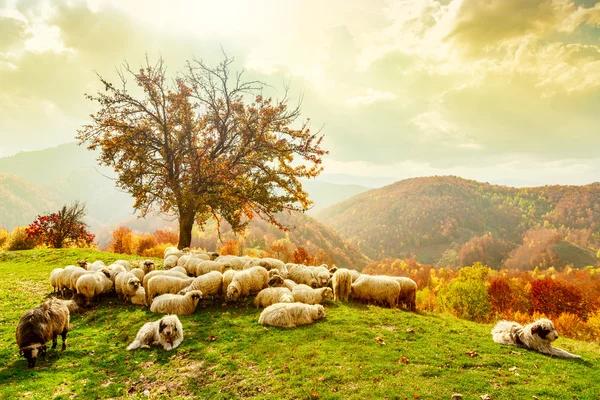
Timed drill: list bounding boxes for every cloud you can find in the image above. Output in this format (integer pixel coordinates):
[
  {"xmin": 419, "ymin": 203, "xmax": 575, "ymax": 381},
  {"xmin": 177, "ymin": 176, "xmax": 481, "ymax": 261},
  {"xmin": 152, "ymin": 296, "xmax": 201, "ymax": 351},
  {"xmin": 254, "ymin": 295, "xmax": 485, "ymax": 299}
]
[{"xmin": 346, "ymin": 88, "xmax": 397, "ymax": 105}]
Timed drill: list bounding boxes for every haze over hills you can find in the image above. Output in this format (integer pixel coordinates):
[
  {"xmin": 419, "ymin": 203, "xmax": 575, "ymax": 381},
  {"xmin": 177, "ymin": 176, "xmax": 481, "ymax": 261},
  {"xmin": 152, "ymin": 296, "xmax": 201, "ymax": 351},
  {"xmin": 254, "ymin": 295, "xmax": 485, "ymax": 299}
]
[
  {"xmin": 0, "ymin": 143, "xmax": 370, "ymax": 265},
  {"xmin": 316, "ymin": 176, "xmax": 600, "ymax": 268}
]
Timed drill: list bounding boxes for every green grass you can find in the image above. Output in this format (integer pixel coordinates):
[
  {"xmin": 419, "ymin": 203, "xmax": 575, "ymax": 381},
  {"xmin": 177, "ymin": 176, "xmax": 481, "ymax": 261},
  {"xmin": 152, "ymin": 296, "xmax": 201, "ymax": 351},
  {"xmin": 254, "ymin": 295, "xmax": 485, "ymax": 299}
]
[{"xmin": 1, "ymin": 249, "xmax": 599, "ymax": 399}]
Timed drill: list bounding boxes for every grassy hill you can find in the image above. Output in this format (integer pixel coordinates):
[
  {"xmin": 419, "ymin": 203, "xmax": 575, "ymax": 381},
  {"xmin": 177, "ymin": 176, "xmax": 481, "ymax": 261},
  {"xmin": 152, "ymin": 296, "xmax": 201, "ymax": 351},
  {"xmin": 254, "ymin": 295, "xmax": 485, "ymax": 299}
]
[
  {"xmin": 0, "ymin": 249, "xmax": 598, "ymax": 399},
  {"xmin": 316, "ymin": 176, "xmax": 600, "ymax": 267}
]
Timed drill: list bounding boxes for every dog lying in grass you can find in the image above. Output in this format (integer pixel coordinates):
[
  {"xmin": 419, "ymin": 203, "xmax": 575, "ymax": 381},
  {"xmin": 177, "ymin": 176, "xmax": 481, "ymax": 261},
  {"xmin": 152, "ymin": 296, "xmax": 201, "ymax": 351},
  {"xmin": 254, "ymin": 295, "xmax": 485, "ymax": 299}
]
[{"xmin": 126, "ymin": 315, "xmax": 183, "ymax": 351}]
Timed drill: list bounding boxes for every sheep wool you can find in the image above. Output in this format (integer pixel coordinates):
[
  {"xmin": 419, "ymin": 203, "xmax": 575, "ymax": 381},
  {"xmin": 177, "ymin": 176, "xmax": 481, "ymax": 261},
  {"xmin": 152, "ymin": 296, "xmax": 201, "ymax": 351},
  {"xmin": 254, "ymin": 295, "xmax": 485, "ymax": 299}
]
[
  {"xmin": 287, "ymin": 264, "xmax": 318, "ymax": 288},
  {"xmin": 146, "ymin": 275, "xmax": 194, "ymax": 305},
  {"xmin": 390, "ymin": 277, "xmax": 417, "ymax": 311},
  {"xmin": 258, "ymin": 303, "xmax": 325, "ymax": 328},
  {"xmin": 130, "ymin": 268, "xmax": 145, "ymax": 282},
  {"xmin": 130, "ymin": 287, "xmax": 147, "ymax": 306},
  {"xmin": 351, "ymin": 275, "xmax": 400, "ymax": 309},
  {"xmin": 142, "ymin": 270, "xmax": 190, "ymax": 289},
  {"xmin": 292, "ymin": 286, "xmax": 333, "ymax": 305},
  {"xmin": 75, "ymin": 270, "xmax": 113, "ymax": 305},
  {"xmin": 150, "ymin": 291, "xmax": 203, "ymax": 315},
  {"xmin": 254, "ymin": 287, "xmax": 294, "ymax": 308},
  {"xmin": 226, "ymin": 266, "xmax": 269, "ymax": 301},
  {"xmin": 179, "ymin": 271, "xmax": 223, "ymax": 297},
  {"xmin": 331, "ymin": 268, "xmax": 353, "ymax": 301},
  {"xmin": 115, "ymin": 272, "xmax": 142, "ymax": 302}
]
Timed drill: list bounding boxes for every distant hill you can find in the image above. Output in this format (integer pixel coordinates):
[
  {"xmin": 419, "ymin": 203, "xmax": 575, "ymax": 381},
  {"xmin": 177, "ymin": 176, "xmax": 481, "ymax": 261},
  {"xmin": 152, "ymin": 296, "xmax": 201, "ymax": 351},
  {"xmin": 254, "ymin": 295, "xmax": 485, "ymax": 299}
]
[
  {"xmin": 0, "ymin": 143, "xmax": 370, "ymax": 267},
  {"xmin": 316, "ymin": 176, "xmax": 600, "ymax": 268}
]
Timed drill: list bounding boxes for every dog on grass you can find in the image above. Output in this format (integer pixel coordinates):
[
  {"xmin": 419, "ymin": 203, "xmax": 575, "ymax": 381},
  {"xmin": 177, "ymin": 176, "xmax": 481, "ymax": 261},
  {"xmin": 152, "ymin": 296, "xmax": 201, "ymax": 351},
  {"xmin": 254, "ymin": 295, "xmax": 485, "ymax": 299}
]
[
  {"xmin": 491, "ymin": 318, "xmax": 581, "ymax": 359},
  {"xmin": 126, "ymin": 314, "xmax": 183, "ymax": 351}
]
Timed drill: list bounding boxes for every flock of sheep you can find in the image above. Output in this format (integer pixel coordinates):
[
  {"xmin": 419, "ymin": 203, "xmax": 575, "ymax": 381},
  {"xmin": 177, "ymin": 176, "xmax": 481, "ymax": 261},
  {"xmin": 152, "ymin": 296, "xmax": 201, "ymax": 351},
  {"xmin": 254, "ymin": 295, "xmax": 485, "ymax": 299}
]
[{"xmin": 17, "ymin": 246, "xmax": 418, "ymax": 367}]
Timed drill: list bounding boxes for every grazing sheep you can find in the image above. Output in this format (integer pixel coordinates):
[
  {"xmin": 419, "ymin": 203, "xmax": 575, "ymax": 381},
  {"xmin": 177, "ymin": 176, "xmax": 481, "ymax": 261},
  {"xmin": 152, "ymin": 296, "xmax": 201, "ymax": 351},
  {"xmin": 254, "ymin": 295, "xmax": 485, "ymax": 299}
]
[
  {"xmin": 268, "ymin": 274, "xmax": 286, "ymax": 288},
  {"xmin": 226, "ymin": 266, "xmax": 269, "ymax": 302},
  {"xmin": 50, "ymin": 268, "xmax": 64, "ymax": 294},
  {"xmin": 190, "ymin": 251, "xmax": 211, "ymax": 261},
  {"xmin": 288, "ymin": 264, "xmax": 318, "ymax": 288},
  {"xmin": 75, "ymin": 270, "xmax": 114, "ymax": 305},
  {"xmin": 142, "ymin": 260, "xmax": 156, "ymax": 274},
  {"xmin": 292, "ymin": 286, "xmax": 333, "ymax": 305},
  {"xmin": 254, "ymin": 287, "xmax": 294, "ymax": 308},
  {"xmin": 185, "ymin": 259, "xmax": 229, "ymax": 277},
  {"xmin": 130, "ymin": 287, "xmax": 146, "ymax": 306},
  {"xmin": 150, "ymin": 291, "xmax": 203, "ymax": 315},
  {"xmin": 283, "ymin": 279, "xmax": 298, "ymax": 291},
  {"xmin": 243, "ymin": 258, "xmax": 269, "ymax": 269},
  {"xmin": 331, "ymin": 268, "xmax": 353, "ymax": 302},
  {"xmin": 69, "ymin": 268, "xmax": 108, "ymax": 293},
  {"xmin": 391, "ymin": 277, "xmax": 417, "ymax": 311},
  {"xmin": 164, "ymin": 248, "xmax": 184, "ymax": 258},
  {"xmin": 492, "ymin": 318, "xmax": 581, "ymax": 358},
  {"xmin": 106, "ymin": 264, "xmax": 127, "ymax": 282},
  {"xmin": 258, "ymin": 303, "xmax": 325, "ymax": 328},
  {"xmin": 222, "ymin": 270, "xmax": 237, "ymax": 296},
  {"xmin": 90, "ymin": 260, "xmax": 106, "ymax": 270},
  {"xmin": 179, "ymin": 271, "xmax": 223, "ymax": 298},
  {"xmin": 76, "ymin": 260, "xmax": 90, "ymax": 270},
  {"xmin": 16, "ymin": 299, "xmax": 71, "ymax": 368},
  {"xmin": 164, "ymin": 246, "xmax": 178, "ymax": 255},
  {"xmin": 127, "ymin": 315, "xmax": 183, "ymax": 351},
  {"xmin": 142, "ymin": 270, "xmax": 190, "ymax": 289},
  {"xmin": 54, "ymin": 294, "xmax": 87, "ymax": 315},
  {"xmin": 146, "ymin": 276, "xmax": 194, "ymax": 305},
  {"xmin": 114, "ymin": 260, "xmax": 132, "ymax": 271},
  {"xmin": 130, "ymin": 268, "xmax": 145, "ymax": 282},
  {"xmin": 115, "ymin": 272, "xmax": 142, "ymax": 302},
  {"xmin": 215, "ymin": 255, "xmax": 251, "ymax": 270},
  {"xmin": 309, "ymin": 265, "xmax": 331, "ymax": 288},
  {"xmin": 163, "ymin": 255, "xmax": 179, "ymax": 269},
  {"xmin": 351, "ymin": 275, "xmax": 400, "ymax": 309}
]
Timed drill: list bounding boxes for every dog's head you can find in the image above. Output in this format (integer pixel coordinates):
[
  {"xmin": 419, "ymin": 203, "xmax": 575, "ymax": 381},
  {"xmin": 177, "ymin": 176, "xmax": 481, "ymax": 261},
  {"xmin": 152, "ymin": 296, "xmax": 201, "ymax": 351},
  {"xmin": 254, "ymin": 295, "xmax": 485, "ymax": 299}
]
[
  {"xmin": 20, "ymin": 343, "xmax": 47, "ymax": 368},
  {"xmin": 158, "ymin": 316, "xmax": 180, "ymax": 344},
  {"xmin": 530, "ymin": 318, "xmax": 559, "ymax": 342}
]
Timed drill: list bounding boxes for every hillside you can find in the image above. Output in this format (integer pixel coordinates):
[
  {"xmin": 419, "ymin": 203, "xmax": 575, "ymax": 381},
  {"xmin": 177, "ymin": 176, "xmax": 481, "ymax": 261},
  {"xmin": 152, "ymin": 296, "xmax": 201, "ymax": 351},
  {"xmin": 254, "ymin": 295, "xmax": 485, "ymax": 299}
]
[
  {"xmin": 0, "ymin": 174, "xmax": 60, "ymax": 228},
  {"xmin": 0, "ymin": 249, "xmax": 598, "ymax": 399},
  {"xmin": 316, "ymin": 176, "xmax": 600, "ymax": 267}
]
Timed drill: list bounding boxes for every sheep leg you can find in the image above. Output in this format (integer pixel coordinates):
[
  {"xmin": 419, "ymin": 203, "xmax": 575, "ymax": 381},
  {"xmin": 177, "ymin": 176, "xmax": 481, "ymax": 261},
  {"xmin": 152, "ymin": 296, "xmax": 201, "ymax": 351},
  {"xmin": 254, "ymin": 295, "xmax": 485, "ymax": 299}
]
[
  {"xmin": 61, "ymin": 329, "xmax": 68, "ymax": 351},
  {"xmin": 52, "ymin": 335, "xmax": 58, "ymax": 349}
]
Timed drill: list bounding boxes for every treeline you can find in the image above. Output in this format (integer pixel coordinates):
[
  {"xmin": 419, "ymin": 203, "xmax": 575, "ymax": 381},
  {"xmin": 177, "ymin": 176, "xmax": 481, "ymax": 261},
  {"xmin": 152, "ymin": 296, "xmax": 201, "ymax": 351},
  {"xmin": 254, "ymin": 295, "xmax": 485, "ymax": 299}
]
[
  {"xmin": 319, "ymin": 176, "xmax": 600, "ymax": 266},
  {"xmin": 365, "ymin": 258, "xmax": 600, "ymax": 342}
]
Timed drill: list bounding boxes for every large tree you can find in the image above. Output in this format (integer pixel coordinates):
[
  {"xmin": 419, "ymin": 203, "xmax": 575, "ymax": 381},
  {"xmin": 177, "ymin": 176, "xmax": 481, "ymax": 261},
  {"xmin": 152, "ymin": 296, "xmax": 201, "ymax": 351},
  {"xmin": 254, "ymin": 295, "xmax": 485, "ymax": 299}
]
[{"xmin": 77, "ymin": 55, "xmax": 327, "ymax": 249}]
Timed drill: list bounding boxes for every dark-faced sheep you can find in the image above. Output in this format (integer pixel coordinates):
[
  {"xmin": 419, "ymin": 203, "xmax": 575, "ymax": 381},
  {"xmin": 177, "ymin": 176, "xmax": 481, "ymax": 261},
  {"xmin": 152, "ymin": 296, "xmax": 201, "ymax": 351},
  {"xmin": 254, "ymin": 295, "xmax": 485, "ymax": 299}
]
[{"xmin": 16, "ymin": 299, "xmax": 71, "ymax": 368}]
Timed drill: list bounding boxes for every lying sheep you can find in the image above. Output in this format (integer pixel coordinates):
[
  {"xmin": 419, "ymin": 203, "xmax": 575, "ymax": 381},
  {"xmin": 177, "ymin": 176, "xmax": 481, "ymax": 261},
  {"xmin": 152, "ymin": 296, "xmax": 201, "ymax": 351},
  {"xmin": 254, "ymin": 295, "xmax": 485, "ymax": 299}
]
[
  {"xmin": 292, "ymin": 286, "xmax": 333, "ymax": 305},
  {"xmin": 114, "ymin": 260, "xmax": 132, "ymax": 271},
  {"xmin": 283, "ymin": 279, "xmax": 298, "ymax": 291},
  {"xmin": 351, "ymin": 275, "xmax": 400, "ymax": 309},
  {"xmin": 115, "ymin": 272, "xmax": 142, "ymax": 302},
  {"xmin": 130, "ymin": 286, "xmax": 147, "ymax": 306},
  {"xmin": 76, "ymin": 270, "xmax": 114, "ymax": 305},
  {"xmin": 268, "ymin": 275, "xmax": 286, "ymax": 288},
  {"xmin": 130, "ymin": 268, "xmax": 145, "ymax": 282},
  {"xmin": 391, "ymin": 277, "xmax": 417, "ymax": 311},
  {"xmin": 226, "ymin": 266, "xmax": 269, "ymax": 301},
  {"xmin": 150, "ymin": 291, "xmax": 203, "ymax": 315},
  {"xmin": 179, "ymin": 271, "xmax": 223, "ymax": 298},
  {"xmin": 142, "ymin": 270, "xmax": 190, "ymax": 289},
  {"xmin": 331, "ymin": 268, "xmax": 353, "ymax": 301},
  {"xmin": 146, "ymin": 275, "xmax": 194, "ymax": 305},
  {"xmin": 254, "ymin": 287, "xmax": 294, "ymax": 308},
  {"xmin": 16, "ymin": 298, "xmax": 71, "ymax": 368},
  {"xmin": 258, "ymin": 303, "xmax": 325, "ymax": 328},
  {"xmin": 288, "ymin": 264, "xmax": 318, "ymax": 288}
]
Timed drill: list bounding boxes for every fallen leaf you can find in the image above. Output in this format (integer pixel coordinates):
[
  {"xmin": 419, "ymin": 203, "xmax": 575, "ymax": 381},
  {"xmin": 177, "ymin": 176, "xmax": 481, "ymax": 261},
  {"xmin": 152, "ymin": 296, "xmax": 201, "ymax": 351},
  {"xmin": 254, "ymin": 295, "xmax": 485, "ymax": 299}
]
[
  {"xmin": 534, "ymin": 365, "xmax": 539, "ymax": 369},
  {"xmin": 414, "ymin": 395, "xmax": 419, "ymax": 399},
  {"xmin": 208, "ymin": 335, "xmax": 218, "ymax": 341},
  {"xmin": 397, "ymin": 356, "xmax": 409, "ymax": 364},
  {"xmin": 509, "ymin": 350, "xmax": 522, "ymax": 355},
  {"xmin": 509, "ymin": 366, "xmax": 518, "ymax": 372},
  {"xmin": 451, "ymin": 394, "xmax": 463, "ymax": 399},
  {"xmin": 375, "ymin": 337, "xmax": 386, "ymax": 345},
  {"xmin": 480, "ymin": 395, "xmax": 491, "ymax": 400},
  {"xmin": 465, "ymin": 351, "xmax": 479, "ymax": 357},
  {"xmin": 311, "ymin": 391, "xmax": 319, "ymax": 398},
  {"xmin": 407, "ymin": 328, "xmax": 415, "ymax": 333}
]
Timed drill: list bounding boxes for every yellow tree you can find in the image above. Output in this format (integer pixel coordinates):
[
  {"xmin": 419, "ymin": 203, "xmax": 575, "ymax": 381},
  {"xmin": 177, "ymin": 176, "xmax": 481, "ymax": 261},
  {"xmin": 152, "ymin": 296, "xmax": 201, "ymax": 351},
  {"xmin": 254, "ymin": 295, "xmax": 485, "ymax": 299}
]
[{"xmin": 78, "ymin": 55, "xmax": 327, "ymax": 248}]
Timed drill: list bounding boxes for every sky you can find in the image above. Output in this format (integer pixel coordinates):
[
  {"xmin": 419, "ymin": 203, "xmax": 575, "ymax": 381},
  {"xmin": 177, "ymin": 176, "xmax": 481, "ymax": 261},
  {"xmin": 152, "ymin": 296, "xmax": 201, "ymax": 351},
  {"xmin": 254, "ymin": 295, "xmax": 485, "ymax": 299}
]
[{"xmin": 1, "ymin": 0, "xmax": 600, "ymax": 187}]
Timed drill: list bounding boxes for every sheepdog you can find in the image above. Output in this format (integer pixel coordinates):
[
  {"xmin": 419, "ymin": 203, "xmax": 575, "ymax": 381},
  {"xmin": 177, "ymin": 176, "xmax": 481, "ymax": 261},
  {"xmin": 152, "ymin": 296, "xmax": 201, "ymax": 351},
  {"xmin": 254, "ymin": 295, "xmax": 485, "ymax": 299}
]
[
  {"xmin": 126, "ymin": 315, "xmax": 183, "ymax": 351},
  {"xmin": 491, "ymin": 318, "xmax": 581, "ymax": 359}
]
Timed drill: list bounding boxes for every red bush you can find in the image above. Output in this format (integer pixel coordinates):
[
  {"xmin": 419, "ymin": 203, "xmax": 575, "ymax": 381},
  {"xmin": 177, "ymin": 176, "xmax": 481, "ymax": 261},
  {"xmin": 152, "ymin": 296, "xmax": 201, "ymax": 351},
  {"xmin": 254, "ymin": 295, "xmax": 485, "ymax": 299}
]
[
  {"xmin": 530, "ymin": 278, "xmax": 585, "ymax": 318},
  {"xmin": 488, "ymin": 277, "xmax": 515, "ymax": 314}
]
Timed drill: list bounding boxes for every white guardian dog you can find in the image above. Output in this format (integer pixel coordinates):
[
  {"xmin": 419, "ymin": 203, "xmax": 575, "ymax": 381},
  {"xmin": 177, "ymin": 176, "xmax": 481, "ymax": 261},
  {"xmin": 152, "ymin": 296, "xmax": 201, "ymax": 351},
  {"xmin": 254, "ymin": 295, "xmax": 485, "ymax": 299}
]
[
  {"xmin": 127, "ymin": 315, "xmax": 183, "ymax": 351},
  {"xmin": 491, "ymin": 318, "xmax": 581, "ymax": 359}
]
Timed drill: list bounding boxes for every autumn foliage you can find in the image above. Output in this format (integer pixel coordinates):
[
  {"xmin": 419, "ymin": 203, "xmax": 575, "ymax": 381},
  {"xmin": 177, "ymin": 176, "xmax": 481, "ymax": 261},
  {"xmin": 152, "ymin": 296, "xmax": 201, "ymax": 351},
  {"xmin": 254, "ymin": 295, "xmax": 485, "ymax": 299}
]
[{"xmin": 25, "ymin": 202, "xmax": 94, "ymax": 249}]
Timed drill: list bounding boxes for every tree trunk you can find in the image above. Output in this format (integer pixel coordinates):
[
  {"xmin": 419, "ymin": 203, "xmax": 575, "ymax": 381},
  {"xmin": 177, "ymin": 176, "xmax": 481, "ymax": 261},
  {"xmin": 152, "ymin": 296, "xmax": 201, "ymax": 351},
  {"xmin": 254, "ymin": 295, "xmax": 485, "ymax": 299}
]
[{"xmin": 177, "ymin": 210, "xmax": 195, "ymax": 249}]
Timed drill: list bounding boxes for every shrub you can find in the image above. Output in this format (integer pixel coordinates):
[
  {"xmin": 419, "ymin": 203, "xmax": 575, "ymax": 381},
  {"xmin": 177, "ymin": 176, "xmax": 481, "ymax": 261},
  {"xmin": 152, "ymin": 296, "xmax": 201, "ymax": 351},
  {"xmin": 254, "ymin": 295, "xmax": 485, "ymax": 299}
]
[
  {"xmin": 110, "ymin": 226, "xmax": 137, "ymax": 254},
  {"xmin": 25, "ymin": 202, "xmax": 94, "ymax": 248},
  {"xmin": 219, "ymin": 239, "xmax": 240, "ymax": 256},
  {"xmin": 152, "ymin": 229, "xmax": 178, "ymax": 245},
  {"xmin": 0, "ymin": 228, "xmax": 9, "ymax": 249},
  {"xmin": 554, "ymin": 312, "xmax": 586, "ymax": 341},
  {"xmin": 530, "ymin": 278, "xmax": 585, "ymax": 318},
  {"xmin": 439, "ymin": 263, "xmax": 492, "ymax": 322},
  {"xmin": 136, "ymin": 234, "xmax": 158, "ymax": 255},
  {"xmin": 4, "ymin": 226, "xmax": 36, "ymax": 251},
  {"xmin": 488, "ymin": 277, "xmax": 515, "ymax": 315},
  {"xmin": 141, "ymin": 243, "xmax": 172, "ymax": 258}
]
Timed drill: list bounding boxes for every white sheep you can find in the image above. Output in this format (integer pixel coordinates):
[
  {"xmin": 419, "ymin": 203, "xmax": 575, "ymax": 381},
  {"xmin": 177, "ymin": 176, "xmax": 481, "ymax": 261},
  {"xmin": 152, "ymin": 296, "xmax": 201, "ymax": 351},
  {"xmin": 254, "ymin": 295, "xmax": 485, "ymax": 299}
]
[
  {"xmin": 254, "ymin": 287, "xmax": 294, "ymax": 308},
  {"xmin": 69, "ymin": 267, "xmax": 104, "ymax": 293},
  {"xmin": 283, "ymin": 279, "xmax": 298, "ymax": 291},
  {"xmin": 150, "ymin": 291, "xmax": 203, "ymax": 315},
  {"xmin": 258, "ymin": 303, "xmax": 325, "ymax": 328},
  {"xmin": 141, "ymin": 260, "xmax": 156, "ymax": 274},
  {"xmin": 163, "ymin": 255, "xmax": 179, "ymax": 270},
  {"xmin": 287, "ymin": 264, "xmax": 318, "ymax": 288},
  {"xmin": 179, "ymin": 271, "xmax": 223, "ymax": 298},
  {"xmin": 75, "ymin": 270, "xmax": 114, "ymax": 305},
  {"xmin": 90, "ymin": 260, "xmax": 106, "ymax": 270},
  {"xmin": 391, "ymin": 277, "xmax": 417, "ymax": 311},
  {"xmin": 142, "ymin": 269, "xmax": 190, "ymax": 289},
  {"xmin": 106, "ymin": 264, "xmax": 127, "ymax": 282},
  {"xmin": 114, "ymin": 260, "xmax": 132, "ymax": 271},
  {"xmin": 215, "ymin": 255, "xmax": 251, "ymax": 270},
  {"xmin": 226, "ymin": 266, "xmax": 269, "ymax": 301},
  {"xmin": 309, "ymin": 265, "xmax": 330, "ymax": 288},
  {"xmin": 292, "ymin": 286, "xmax": 333, "ymax": 305},
  {"xmin": 351, "ymin": 275, "xmax": 400, "ymax": 309},
  {"xmin": 185, "ymin": 259, "xmax": 229, "ymax": 276},
  {"xmin": 146, "ymin": 275, "xmax": 194, "ymax": 305},
  {"xmin": 222, "ymin": 270, "xmax": 237, "ymax": 296},
  {"xmin": 331, "ymin": 268, "xmax": 353, "ymax": 301},
  {"xmin": 49, "ymin": 268, "xmax": 64, "ymax": 295},
  {"xmin": 130, "ymin": 286, "xmax": 147, "ymax": 306},
  {"xmin": 115, "ymin": 272, "xmax": 142, "ymax": 302},
  {"xmin": 268, "ymin": 274, "xmax": 286, "ymax": 288},
  {"xmin": 130, "ymin": 268, "xmax": 145, "ymax": 282}
]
